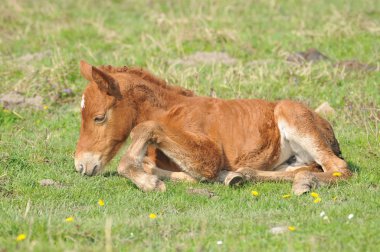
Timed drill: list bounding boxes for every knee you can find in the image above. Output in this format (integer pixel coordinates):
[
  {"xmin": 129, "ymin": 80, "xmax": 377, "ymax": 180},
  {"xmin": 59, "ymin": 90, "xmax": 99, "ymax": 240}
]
[{"xmin": 117, "ymin": 152, "xmax": 141, "ymax": 175}]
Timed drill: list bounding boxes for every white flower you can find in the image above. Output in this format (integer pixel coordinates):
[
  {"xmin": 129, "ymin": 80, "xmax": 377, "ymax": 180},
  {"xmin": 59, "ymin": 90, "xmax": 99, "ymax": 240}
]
[
  {"xmin": 348, "ymin": 214, "xmax": 354, "ymax": 220},
  {"xmin": 217, "ymin": 241, "xmax": 223, "ymax": 245},
  {"xmin": 323, "ymin": 216, "xmax": 329, "ymax": 220},
  {"xmin": 320, "ymin": 211, "xmax": 326, "ymax": 217}
]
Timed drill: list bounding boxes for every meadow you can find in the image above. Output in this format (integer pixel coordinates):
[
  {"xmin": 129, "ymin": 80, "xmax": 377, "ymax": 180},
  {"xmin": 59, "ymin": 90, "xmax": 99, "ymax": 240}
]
[{"xmin": 0, "ymin": 0, "xmax": 379, "ymax": 251}]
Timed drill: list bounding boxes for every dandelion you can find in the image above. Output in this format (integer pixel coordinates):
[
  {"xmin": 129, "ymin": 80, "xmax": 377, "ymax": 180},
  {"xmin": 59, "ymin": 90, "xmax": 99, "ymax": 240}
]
[
  {"xmin": 310, "ymin": 192, "xmax": 319, "ymax": 198},
  {"xmin": 251, "ymin": 190, "xmax": 259, "ymax": 197},
  {"xmin": 149, "ymin": 213, "xmax": 157, "ymax": 219},
  {"xmin": 217, "ymin": 240, "xmax": 223, "ymax": 245},
  {"xmin": 65, "ymin": 216, "xmax": 74, "ymax": 222},
  {"xmin": 43, "ymin": 105, "xmax": 49, "ymax": 110},
  {"xmin": 288, "ymin": 226, "xmax": 296, "ymax": 231},
  {"xmin": 314, "ymin": 197, "xmax": 322, "ymax": 203},
  {"xmin": 16, "ymin": 234, "xmax": 26, "ymax": 241},
  {"xmin": 348, "ymin": 214, "xmax": 354, "ymax": 220},
  {"xmin": 282, "ymin": 194, "xmax": 291, "ymax": 199},
  {"xmin": 98, "ymin": 199, "xmax": 105, "ymax": 206},
  {"xmin": 333, "ymin": 172, "xmax": 342, "ymax": 177}
]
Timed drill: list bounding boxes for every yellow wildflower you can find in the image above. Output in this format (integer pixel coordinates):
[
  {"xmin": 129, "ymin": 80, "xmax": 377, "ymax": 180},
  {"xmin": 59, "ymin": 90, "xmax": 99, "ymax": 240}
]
[
  {"xmin": 16, "ymin": 234, "xmax": 26, "ymax": 241},
  {"xmin": 333, "ymin": 172, "xmax": 342, "ymax": 177},
  {"xmin": 282, "ymin": 194, "xmax": 291, "ymax": 199},
  {"xmin": 314, "ymin": 197, "xmax": 322, "ymax": 203},
  {"xmin": 3, "ymin": 109, "xmax": 10, "ymax": 113},
  {"xmin": 65, "ymin": 216, "xmax": 74, "ymax": 222},
  {"xmin": 288, "ymin": 226, "xmax": 296, "ymax": 231},
  {"xmin": 149, "ymin": 213, "xmax": 157, "ymax": 219},
  {"xmin": 98, "ymin": 199, "xmax": 105, "ymax": 206},
  {"xmin": 43, "ymin": 105, "xmax": 49, "ymax": 110},
  {"xmin": 310, "ymin": 192, "xmax": 319, "ymax": 198},
  {"xmin": 251, "ymin": 191, "xmax": 259, "ymax": 197}
]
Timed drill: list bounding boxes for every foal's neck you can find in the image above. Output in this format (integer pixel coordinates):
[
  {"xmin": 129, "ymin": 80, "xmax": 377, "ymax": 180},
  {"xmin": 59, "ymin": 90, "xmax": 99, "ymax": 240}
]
[{"xmin": 128, "ymin": 79, "xmax": 189, "ymax": 123}]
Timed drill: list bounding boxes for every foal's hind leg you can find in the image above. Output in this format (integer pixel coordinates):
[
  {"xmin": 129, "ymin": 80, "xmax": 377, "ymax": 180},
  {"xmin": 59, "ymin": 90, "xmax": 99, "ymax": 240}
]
[
  {"xmin": 275, "ymin": 101, "xmax": 352, "ymax": 194},
  {"xmin": 142, "ymin": 157, "xmax": 197, "ymax": 183},
  {"xmin": 237, "ymin": 102, "xmax": 351, "ymax": 195},
  {"xmin": 142, "ymin": 158, "xmax": 243, "ymax": 185}
]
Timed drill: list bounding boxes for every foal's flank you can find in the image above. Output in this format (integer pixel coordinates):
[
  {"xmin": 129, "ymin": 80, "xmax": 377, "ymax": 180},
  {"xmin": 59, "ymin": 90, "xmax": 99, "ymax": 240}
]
[{"xmin": 74, "ymin": 61, "xmax": 351, "ymax": 194}]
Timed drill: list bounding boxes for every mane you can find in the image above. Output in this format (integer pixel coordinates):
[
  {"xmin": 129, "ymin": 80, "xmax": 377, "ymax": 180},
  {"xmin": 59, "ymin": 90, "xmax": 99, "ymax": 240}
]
[{"xmin": 99, "ymin": 65, "xmax": 195, "ymax": 97}]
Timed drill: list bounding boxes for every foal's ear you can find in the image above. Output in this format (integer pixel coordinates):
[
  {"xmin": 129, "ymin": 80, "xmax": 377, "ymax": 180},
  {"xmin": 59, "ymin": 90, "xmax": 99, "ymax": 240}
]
[
  {"xmin": 80, "ymin": 60, "xmax": 93, "ymax": 81},
  {"xmin": 91, "ymin": 66, "xmax": 123, "ymax": 100}
]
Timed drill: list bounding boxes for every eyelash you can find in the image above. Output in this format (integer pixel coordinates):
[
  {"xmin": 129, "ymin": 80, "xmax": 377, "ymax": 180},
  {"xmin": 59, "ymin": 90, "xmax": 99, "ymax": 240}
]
[{"xmin": 94, "ymin": 114, "xmax": 106, "ymax": 124}]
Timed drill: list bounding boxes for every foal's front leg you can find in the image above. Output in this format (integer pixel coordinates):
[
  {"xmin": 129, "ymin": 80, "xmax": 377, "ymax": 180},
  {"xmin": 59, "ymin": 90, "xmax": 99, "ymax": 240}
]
[
  {"xmin": 117, "ymin": 121, "xmax": 243, "ymax": 191},
  {"xmin": 117, "ymin": 124, "xmax": 167, "ymax": 192}
]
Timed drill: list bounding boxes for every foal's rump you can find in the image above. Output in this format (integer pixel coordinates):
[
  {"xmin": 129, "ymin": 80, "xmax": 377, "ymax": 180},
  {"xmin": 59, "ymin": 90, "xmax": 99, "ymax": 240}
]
[{"xmin": 213, "ymin": 98, "xmax": 343, "ymax": 172}]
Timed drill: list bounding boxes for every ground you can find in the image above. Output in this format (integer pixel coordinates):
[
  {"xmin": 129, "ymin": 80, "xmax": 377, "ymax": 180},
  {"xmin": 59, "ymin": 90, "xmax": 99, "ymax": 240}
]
[{"xmin": 0, "ymin": 0, "xmax": 379, "ymax": 251}]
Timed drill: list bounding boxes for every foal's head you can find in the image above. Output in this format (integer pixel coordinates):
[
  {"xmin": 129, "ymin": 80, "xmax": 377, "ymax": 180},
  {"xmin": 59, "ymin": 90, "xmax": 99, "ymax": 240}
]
[{"xmin": 74, "ymin": 61, "xmax": 136, "ymax": 176}]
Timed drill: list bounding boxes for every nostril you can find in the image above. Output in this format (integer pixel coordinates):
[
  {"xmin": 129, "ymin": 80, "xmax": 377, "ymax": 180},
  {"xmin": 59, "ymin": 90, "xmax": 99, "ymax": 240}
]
[
  {"xmin": 79, "ymin": 164, "xmax": 84, "ymax": 174},
  {"xmin": 91, "ymin": 165, "xmax": 98, "ymax": 176}
]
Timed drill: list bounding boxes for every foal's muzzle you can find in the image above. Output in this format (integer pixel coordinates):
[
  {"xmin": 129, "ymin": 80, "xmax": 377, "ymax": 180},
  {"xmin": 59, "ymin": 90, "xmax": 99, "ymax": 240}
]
[{"xmin": 74, "ymin": 152, "xmax": 102, "ymax": 176}]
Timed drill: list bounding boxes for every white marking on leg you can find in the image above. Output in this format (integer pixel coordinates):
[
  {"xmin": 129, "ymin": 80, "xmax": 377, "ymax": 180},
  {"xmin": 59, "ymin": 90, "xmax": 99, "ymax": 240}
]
[
  {"xmin": 277, "ymin": 121, "xmax": 316, "ymax": 166},
  {"xmin": 273, "ymin": 121, "xmax": 293, "ymax": 168}
]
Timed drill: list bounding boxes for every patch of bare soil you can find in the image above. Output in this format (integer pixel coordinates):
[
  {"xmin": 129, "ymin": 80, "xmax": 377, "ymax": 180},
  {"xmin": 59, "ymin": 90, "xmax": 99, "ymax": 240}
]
[
  {"xmin": 0, "ymin": 91, "xmax": 43, "ymax": 110},
  {"xmin": 16, "ymin": 50, "xmax": 51, "ymax": 64},
  {"xmin": 187, "ymin": 188, "xmax": 217, "ymax": 198},
  {"xmin": 171, "ymin": 52, "xmax": 237, "ymax": 66},
  {"xmin": 39, "ymin": 179, "xmax": 65, "ymax": 188},
  {"xmin": 287, "ymin": 48, "xmax": 330, "ymax": 64},
  {"xmin": 269, "ymin": 226, "xmax": 291, "ymax": 235},
  {"xmin": 334, "ymin": 60, "xmax": 379, "ymax": 72}
]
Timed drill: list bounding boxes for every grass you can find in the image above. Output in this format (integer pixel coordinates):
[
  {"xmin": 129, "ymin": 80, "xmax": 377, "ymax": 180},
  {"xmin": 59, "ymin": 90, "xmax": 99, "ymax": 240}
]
[{"xmin": 0, "ymin": 0, "xmax": 379, "ymax": 251}]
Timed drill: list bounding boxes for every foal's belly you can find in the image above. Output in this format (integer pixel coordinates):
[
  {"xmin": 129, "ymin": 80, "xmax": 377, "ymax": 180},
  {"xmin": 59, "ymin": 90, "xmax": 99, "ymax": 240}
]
[{"xmin": 214, "ymin": 99, "xmax": 284, "ymax": 171}]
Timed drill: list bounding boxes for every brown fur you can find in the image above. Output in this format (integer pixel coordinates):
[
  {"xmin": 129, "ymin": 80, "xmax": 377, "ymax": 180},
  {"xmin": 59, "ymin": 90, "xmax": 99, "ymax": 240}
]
[{"xmin": 75, "ymin": 61, "xmax": 352, "ymax": 193}]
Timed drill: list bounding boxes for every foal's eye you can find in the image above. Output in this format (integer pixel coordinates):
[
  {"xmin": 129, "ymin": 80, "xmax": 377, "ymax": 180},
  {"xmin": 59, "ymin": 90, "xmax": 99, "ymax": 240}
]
[{"xmin": 94, "ymin": 114, "xmax": 106, "ymax": 124}]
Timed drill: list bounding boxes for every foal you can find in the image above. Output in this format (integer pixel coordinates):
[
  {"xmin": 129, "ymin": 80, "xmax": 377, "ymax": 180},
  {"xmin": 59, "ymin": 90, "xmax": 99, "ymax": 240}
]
[{"xmin": 74, "ymin": 61, "xmax": 351, "ymax": 194}]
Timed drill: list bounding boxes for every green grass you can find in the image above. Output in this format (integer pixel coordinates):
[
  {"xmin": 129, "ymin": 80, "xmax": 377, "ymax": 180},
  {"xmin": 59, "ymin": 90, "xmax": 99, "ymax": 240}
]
[{"xmin": 1, "ymin": 0, "xmax": 379, "ymax": 251}]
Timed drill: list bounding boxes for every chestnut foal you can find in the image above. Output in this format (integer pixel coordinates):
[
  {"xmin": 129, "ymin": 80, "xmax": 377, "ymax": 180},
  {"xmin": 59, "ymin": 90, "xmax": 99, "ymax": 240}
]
[{"xmin": 74, "ymin": 61, "xmax": 351, "ymax": 194}]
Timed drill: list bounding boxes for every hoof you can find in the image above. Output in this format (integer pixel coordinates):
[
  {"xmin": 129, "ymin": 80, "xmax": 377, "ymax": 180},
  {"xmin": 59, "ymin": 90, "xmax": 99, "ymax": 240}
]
[
  {"xmin": 135, "ymin": 174, "xmax": 166, "ymax": 192},
  {"xmin": 224, "ymin": 172, "xmax": 244, "ymax": 186},
  {"xmin": 292, "ymin": 171, "xmax": 319, "ymax": 195},
  {"xmin": 155, "ymin": 179, "xmax": 166, "ymax": 192}
]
